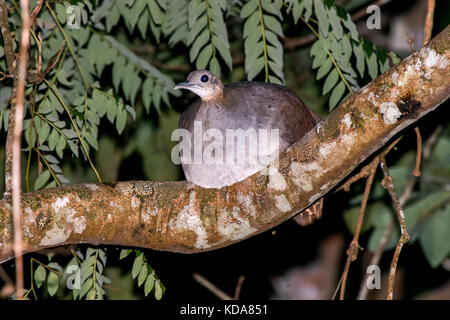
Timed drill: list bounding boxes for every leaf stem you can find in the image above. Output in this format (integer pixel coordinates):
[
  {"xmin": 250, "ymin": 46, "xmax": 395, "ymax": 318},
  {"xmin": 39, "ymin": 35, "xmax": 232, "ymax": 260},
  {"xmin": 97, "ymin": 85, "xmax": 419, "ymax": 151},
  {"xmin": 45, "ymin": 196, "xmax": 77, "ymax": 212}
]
[
  {"xmin": 299, "ymin": 16, "xmax": 354, "ymax": 94},
  {"xmin": 32, "ymin": 147, "xmax": 61, "ymax": 187},
  {"xmin": 43, "ymin": 79, "xmax": 102, "ymax": 183},
  {"xmin": 257, "ymin": 0, "xmax": 269, "ymax": 82},
  {"xmin": 45, "ymin": 2, "xmax": 89, "ymax": 90}
]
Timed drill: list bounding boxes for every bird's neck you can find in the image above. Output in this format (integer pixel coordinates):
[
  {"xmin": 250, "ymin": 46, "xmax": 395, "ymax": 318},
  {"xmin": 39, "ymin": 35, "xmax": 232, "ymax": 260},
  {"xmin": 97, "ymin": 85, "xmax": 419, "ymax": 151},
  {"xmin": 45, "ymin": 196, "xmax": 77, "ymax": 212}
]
[{"xmin": 200, "ymin": 87, "xmax": 224, "ymax": 103}]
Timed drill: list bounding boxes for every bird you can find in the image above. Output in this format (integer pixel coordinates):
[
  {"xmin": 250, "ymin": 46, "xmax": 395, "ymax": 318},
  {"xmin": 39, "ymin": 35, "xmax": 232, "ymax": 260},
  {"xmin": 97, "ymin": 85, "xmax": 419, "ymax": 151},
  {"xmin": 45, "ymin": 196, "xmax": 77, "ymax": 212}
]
[{"xmin": 174, "ymin": 70, "xmax": 323, "ymax": 225}]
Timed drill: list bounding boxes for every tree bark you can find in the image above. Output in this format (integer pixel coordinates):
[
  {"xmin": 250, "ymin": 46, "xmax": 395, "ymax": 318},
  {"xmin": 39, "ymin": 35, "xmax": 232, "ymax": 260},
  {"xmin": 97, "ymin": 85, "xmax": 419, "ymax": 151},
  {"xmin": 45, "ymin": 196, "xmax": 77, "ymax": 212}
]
[{"xmin": 1, "ymin": 26, "xmax": 449, "ymax": 263}]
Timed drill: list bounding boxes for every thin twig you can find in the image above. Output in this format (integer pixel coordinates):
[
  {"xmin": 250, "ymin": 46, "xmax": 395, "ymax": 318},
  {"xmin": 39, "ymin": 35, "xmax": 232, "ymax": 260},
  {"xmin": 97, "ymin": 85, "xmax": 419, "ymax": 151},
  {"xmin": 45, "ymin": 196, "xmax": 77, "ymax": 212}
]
[
  {"xmin": 410, "ymin": 0, "xmax": 436, "ymax": 178},
  {"xmin": 338, "ymin": 156, "xmax": 379, "ymax": 300},
  {"xmin": 193, "ymin": 273, "xmax": 232, "ymax": 300},
  {"xmin": 233, "ymin": 275, "xmax": 246, "ymax": 300},
  {"xmin": 11, "ymin": 0, "xmax": 32, "ymax": 300},
  {"xmin": 30, "ymin": 0, "xmax": 44, "ymax": 24},
  {"xmin": 337, "ymin": 137, "xmax": 402, "ymax": 192},
  {"xmin": 379, "ymin": 155, "xmax": 410, "ymax": 300},
  {"xmin": 336, "ymin": 161, "xmax": 377, "ymax": 192},
  {"xmin": 335, "ymin": 137, "xmax": 402, "ymax": 299},
  {"xmin": 423, "ymin": 0, "xmax": 436, "ymax": 46},
  {"xmin": 357, "ymin": 125, "xmax": 443, "ymax": 300},
  {"xmin": 412, "ymin": 127, "xmax": 422, "ymax": 177},
  {"xmin": 0, "ymin": 0, "xmax": 15, "ymax": 74},
  {"xmin": 357, "ymin": 220, "xmax": 395, "ymax": 299}
]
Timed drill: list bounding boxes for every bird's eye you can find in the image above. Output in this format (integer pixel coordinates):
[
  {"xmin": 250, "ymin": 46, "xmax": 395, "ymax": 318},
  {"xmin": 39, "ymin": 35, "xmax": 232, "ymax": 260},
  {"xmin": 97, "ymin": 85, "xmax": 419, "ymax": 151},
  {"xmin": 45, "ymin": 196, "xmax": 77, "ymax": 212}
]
[{"xmin": 201, "ymin": 75, "xmax": 209, "ymax": 82}]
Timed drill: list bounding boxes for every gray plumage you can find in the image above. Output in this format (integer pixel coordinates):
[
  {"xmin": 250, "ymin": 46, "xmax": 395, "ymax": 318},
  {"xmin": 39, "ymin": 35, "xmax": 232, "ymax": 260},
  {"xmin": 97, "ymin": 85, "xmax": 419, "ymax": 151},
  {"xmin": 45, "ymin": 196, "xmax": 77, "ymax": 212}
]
[{"xmin": 175, "ymin": 70, "xmax": 320, "ymax": 188}]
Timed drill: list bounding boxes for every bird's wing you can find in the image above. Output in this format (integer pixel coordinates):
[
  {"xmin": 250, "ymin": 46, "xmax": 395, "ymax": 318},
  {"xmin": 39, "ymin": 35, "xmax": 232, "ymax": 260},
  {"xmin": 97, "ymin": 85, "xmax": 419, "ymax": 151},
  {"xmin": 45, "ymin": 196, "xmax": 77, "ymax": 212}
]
[
  {"xmin": 223, "ymin": 82, "xmax": 321, "ymax": 148},
  {"xmin": 179, "ymin": 98, "xmax": 202, "ymax": 131}
]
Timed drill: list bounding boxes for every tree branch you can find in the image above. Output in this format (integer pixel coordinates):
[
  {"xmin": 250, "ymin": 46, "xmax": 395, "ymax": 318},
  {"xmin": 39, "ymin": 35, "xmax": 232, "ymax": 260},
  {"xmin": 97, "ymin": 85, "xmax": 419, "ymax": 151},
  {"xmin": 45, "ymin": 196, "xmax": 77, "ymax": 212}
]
[{"xmin": 0, "ymin": 26, "xmax": 449, "ymax": 263}]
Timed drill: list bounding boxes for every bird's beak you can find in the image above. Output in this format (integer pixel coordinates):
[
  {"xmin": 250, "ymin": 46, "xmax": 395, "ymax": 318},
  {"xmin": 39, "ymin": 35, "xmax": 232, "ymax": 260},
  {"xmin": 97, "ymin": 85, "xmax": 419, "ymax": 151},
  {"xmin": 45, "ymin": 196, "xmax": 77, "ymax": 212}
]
[{"xmin": 174, "ymin": 81, "xmax": 193, "ymax": 90}]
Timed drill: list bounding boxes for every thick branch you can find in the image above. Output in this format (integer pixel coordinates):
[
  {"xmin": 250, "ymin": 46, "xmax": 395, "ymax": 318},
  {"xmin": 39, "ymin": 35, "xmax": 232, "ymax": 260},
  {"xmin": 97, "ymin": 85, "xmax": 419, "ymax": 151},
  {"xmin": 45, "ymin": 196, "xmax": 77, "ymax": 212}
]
[{"xmin": 0, "ymin": 26, "xmax": 449, "ymax": 263}]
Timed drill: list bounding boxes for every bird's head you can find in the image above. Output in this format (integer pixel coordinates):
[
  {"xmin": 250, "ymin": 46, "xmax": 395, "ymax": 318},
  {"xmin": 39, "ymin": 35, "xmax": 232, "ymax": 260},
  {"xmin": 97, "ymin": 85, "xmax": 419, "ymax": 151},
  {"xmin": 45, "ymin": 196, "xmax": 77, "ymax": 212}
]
[{"xmin": 174, "ymin": 70, "xmax": 224, "ymax": 101}]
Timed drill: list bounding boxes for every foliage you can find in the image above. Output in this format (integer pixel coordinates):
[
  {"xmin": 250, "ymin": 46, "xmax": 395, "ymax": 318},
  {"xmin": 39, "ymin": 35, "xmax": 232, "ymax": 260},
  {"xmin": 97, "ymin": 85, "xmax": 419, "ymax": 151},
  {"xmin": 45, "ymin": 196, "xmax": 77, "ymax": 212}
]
[
  {"xmin": 120, "ymin": 249, "xmax": 165, "ymax": 299},
  {"xmin": 241, "ymin": 0, "xmax": 285, "ymax": 83}
]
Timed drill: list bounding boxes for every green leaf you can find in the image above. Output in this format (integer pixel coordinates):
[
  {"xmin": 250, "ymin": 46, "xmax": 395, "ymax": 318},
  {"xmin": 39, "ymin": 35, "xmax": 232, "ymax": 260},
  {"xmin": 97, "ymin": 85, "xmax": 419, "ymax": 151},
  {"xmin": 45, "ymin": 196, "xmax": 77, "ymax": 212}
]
[
  {"xmin": 137, "ymin": 8, "xmax": 150, "ymax": 38},
  {"xmin": 132, "ymin": 253, "xmax": 144, "ymax": 279},
  {"xmin": 312, "ymin": 50, "xmax": 327, "ymax": 69},
  {"xmin": 34, "ymin": 170, "xmax": 51, "ymax": 191},
  {"xmin": 328, "ymin": 7, "xmax": 343, "ymax": 39},
  {"xmin": 47, "ymin": 272, "xmax": 59, "ymax": 297},
  {"xmin": 35, "ymin": 265, "xmax": 47, "ymax": 289},
  {"xmin": 419, "ymin": 204, "xmax": 450, "ymax": 268},
  {"xmin": 144, "ymin": 274, "xmax": 155, "ymax": 296},
  {"xmin": 405, "ymin": 190, "xmax": 450, "ymax": 242},
  {"xmin": 243, "ymin": 11, "xmax": 260, "ymax": 39},
  {"xmin": 142, "ymin": 77, "xmax": 154, "ymax": 112},
  {"xmin": 56, "ymin": 135, "xmax": 66, "ymax": 158},
  {"xmin": 55, "ymin": 3, "xmax": 67, "ymax": 24},
  {"xmin": 190, "ymin": 29, "xmax": 210, "ymax": 62},
  {"xmin": 116, "ymin": 107, "xmax": 128, "ymax": 134},
  {"xmin": 303, "ymin": 0, "xmax": 313, "ymax": 22},
  {"xmin": 316, "ymin": 57, "xmax": 332, "ymax": 79},
  {"xmin": 106, "ymin": 98, "xmax": 117, "ymax": 124},
  {"xmin": 353, "ymin": 41, "xmax": 365, "ymax": 78},
  {"xmin": 67, "ymin": 140, "xmax": 79, "ymax": 158},
  {"xmin": 367, "ymin": 205, "xmax": 399, "ymax": 252},
  {"xmin": 154, "ymin": 280, "xmax": 163, "ymax": 300},
  {"xmin": 209, "ymin": 57, "xmax": 221, "ymax": 77},
  {"xmin": 80, "ymin": 278, "xmax": 94, "ymax": 298},
  {"xmin": 261, "ymin": 0, "xmax": 282, "ymax": 19},
  {"xmin": 211, "ymin": 35, "xmax": 232, "ymax": 69},
  {"xmin": 85, "ymin": 131, "xmax": 98, "ymax": 150},
  {"xmin": 148, "ymin": 0, "xmax": 163, "ymax": 25},
  {"xmin": 367, "ymin": 50, "xmax": 378, "ymax": 79},
  {"xmin": 241, "ymin": 0, "xmax": 257, "ymax": 19},
  {"xmin": 45, "ymin": 154, "xmax": 59, "ymax": 164},
  {"xmin": 48, "ymin": 129, "xmax": 59, "ymax": 151},
  {"xmin": 329, "ymin": 81, "xmax": 346, "ymax": 110},
  {"xmin": 38, "ymin": 122, "xmax": 51, "ymax": 144},
  {"xmin": 246, "ymin": 56, "xmax": 265, "ymax": 80},
  {"xmin": 267, "ymin": 45, "xmax": 282, "ymax": 67},
  {"xmin": 314, "ymin": 0, "xmax": 329, "ymax": 37},
  {"xmin": 137, "ymin": 264, "xmax": 148, "ymax": 287},
  {"xmin": 86, "ymin": 288, "xmax": 96, "ymax": 300},
  {"xmin": 119, "ymin": 249, "xmax": 132, "ymax": 260},
  {"xmin": 112, "ymin": 56, "xmax": 126, "ymax": 92},
  {"xmin": 48, "ymin": 262, "xmax": 63, "ymax": 273},
  {"xmin": 263, "ymin": 15, "xmax": 283, "ymax": 37},
  {"xmin": 342, "ymin": 13, "xmax": 359, "ymax": 41},
  {"xmin": 62, "ymin": 128, "xmax": 77, "ymax": 139},
  {"xmin": 322, "ymin": 68, "xmax": 339, "ymax": 95},
  {"xmin": 196, "ymin": 45, "xmax": 213, "ymax": 69}
]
